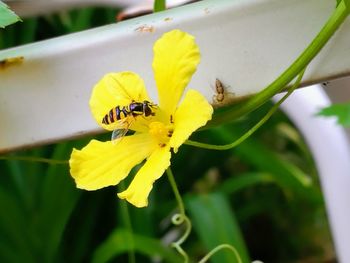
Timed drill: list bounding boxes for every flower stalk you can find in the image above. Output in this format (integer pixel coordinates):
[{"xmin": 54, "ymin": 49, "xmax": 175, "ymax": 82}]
[
  {"xmin": 185, "ymin": 68, "xmax": 305, "ymax": 150},
  {"xmin": 166, "ymin": 168, "xmax": 191, "ymax": 263}
]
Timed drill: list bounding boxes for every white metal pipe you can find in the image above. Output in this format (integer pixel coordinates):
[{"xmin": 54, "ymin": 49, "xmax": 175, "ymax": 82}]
[{"xmin": 275, "ymin": 85, "xmax": 350, "ymax": 263}]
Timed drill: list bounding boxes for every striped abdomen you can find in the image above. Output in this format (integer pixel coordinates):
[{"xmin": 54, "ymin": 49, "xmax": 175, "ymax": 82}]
[{"xmin": 102, "ymin": 105, "xmax": 130, "ymax": 125}]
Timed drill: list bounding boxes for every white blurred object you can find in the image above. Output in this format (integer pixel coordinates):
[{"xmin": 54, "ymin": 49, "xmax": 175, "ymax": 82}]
[
  {"xmin": 5, "ymin": 0, "xmax": 196, "ymax": 18},
  {"xmin": 116, "ymin": 0, "xmax": 197, "ymax": 20},
  {"xmin": 5, "ymin": 0, "xmax": 136, "ymax": 17},
  {"xmin": 274, "ymin": 85, "xmax": 350, "ymax": 263}
]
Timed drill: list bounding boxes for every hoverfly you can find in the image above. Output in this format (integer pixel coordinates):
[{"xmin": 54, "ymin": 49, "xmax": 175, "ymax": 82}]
[{"xmin": 102, "ymin": 100, "xmax": 157, "ymax": 142}]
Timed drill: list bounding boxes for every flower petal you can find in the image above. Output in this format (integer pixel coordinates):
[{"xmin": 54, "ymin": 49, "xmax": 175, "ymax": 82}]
[
  {"xmin": 169, "ymin": 89, "xmax": 213, "ymax": 152},
  {"xmin": 118, "ymin": 146, "xmax": 171, "ymax": 207},
  {"xmin": 153, "ymin": 30, "xmax": 200, "ymax": 117},
  {"xmin": 69, "ymin": 133, "xmax": 157, "ymax": 190},
  {"xmin": 90, "ymin": 71, "xmax": 151, "ymax": 130}
]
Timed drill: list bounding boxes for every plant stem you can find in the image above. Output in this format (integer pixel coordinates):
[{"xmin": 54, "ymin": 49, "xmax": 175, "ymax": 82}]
[
  {"xmin": 0, "ymin": 155, "xmax": 68, "ymax": 164},
  {"xmin": 198, "ymin": 244, "xmax": 242, "ymax": 263},
  {"xmin": 153, "ymin": 0, "xmax": 166, "ymax": 12},
  {"xmin": 166, "ymin": 167, "xmax": 191, "ymax": 263},
  {"xmin": 186, "ymin": 69, "xmax": 305, "ymax": 150},
  {"xmin": 166, "ymin": 167, "xmax": 185, "ymax": 215},
  {"xmin": 119, "ymin": 181, "xmax": 136, "ymax": 263}
]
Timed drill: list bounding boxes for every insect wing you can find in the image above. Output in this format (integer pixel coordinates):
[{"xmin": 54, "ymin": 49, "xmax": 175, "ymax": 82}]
[
  {"xmin": 111, "ymin": 128, "xmax": 128, "ymax": 141},
  {"xmin": 110, "ymin": 117, "xmax": 133, "ymax": 144}
]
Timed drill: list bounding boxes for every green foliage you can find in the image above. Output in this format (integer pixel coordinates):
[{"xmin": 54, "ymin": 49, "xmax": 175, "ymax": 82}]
[
  {"xmin": 153, "ymin": 0, "xmax": 166, "ymax": 13},
  {"xmin": 92, "ymin": 228, "xmax": 182, "ymax": 263},
  {"xmin": 219, "ymin": 172, "xmax": 275, "ymax": 195},
  {"xmin": 0, "ymin": 1, "xmax": 21, "ymax": 28},
  {"xmin": 0, "ymin": 143, "xmax": 81, "ymax": 262},
  {"xmin": 317, "ymin": 102, "xmax": 350, "ymax": 126},
  {"xmin": 186, "ymin": 193, "xmax": 250, "ymax": 263},
  {"xmin": 0, "ymin": 107, "xmax": 334, "ymax": 262},
  {"xmin": 0, "ymin": 7, "xmax": 119, "ymax": 50}
]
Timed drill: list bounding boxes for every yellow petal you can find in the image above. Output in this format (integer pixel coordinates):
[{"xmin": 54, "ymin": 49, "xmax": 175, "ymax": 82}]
[
  {"xmin": 69, "ymin": 133, "xmax": 157, "ymax": 190},
  {"xmin": 118, "ymin": 146, "xmax": 171, "ymax": 207},
  {"xmin": 90, "ymin": 72, "xmax": 151, "ymax": 131},
  {"xmin": 153, "ymin": 30, "xmax": 200, "ymax": 117},
  {"xmin": 169, "ymin": 89, "xmax": 213, "ymax": 152}
]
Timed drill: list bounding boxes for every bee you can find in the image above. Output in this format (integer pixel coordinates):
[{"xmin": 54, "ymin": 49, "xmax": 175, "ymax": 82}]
[{"xmin": 102, "ymin": 100, "xmax": 157, "ymax": 141}]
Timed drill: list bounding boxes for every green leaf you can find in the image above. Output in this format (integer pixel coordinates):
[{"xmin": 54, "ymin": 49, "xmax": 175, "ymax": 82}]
[
  {"xmin": 71, "ymin": 8, "xmax": 94, "ymax": 32},
  {"xmin": 317, "ymin": 102, "xmax": 350, "ymax": 126},
  {"xmin": 186, "ymin": 193, "xmax": 250, "ymax": 263},
  {"xmin": 219, "ymin": 172, "xmax": 276, "ymax": 195},
  {"xmin": 215, "ymin": 127, "xmax": 314, "ymax": 196},
  {"xmin": 0, "ymin": 1, "xmax": 21, "ymax": 28},
  {"xmin": 92, "ymin": 228, "xmax": 182, "ymax": 263},
  {"xmin": 153, "ymin": 0, "xmax": 166, "ymax": 12},
  {"xmin": 0, "ymin": 189, "xmax": 34, "ymax": 262},
  {"xmin": 37, "ymin": 143, "xmax": 81, "ymax": 262}
]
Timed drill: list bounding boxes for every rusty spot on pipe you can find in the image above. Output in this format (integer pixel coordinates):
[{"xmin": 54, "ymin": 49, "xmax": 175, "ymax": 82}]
[{"xmin": 0, "ymin": 56, "xmax": 24, "ymax": 70}]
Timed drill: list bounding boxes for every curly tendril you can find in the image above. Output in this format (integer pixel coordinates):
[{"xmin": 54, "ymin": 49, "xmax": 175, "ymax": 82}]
[
  {"xmin": 185, "ymin": 68, "xmax": 306, "ymax": 151},
  {"xmin": 167, "ymin": 167, "xmax": 246, "ymax": 263},
  {"xmin": 198, "ymin": 244, "xmax": 243, "ymax": 263},
  {"xmin": 170, "ymin": 213, "xmax": 192, "ymax": 263}
]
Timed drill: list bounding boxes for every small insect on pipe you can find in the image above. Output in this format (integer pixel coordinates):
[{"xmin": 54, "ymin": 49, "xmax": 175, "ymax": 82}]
[
  {"xmin": 215, "ymin": 78, "xmax": 225, "ymax": 102},
  {"xmin": 213, "ymin": 78, "xmax": 225, "ymax": 103}
]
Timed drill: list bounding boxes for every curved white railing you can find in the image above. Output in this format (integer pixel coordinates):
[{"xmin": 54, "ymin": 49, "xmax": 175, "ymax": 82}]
[{"xmin": 276, "ymin": 85, "xmax": 350, "ymax": 263}]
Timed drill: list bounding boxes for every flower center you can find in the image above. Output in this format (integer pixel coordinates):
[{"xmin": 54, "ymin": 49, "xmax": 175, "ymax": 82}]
[{"xmin": 149, "ymin": 121, "xmax": 173, "ymax": 147}]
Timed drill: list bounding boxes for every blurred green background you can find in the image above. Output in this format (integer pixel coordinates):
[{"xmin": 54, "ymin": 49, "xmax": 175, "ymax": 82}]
[{"xmin": 0, "ymin": 5, "xmax": 335, "ymax": 263}]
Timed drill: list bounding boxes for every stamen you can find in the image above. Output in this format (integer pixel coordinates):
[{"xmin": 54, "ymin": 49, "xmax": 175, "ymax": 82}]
[{"xmin": 149, "ymin": 121, "xmax": 172, "ymax": 146}]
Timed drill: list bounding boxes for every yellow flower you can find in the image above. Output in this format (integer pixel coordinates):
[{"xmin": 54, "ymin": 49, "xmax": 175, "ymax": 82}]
[{"xmin": 69, "ymin": 30, "xmax": 213, "ymax": 207}]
